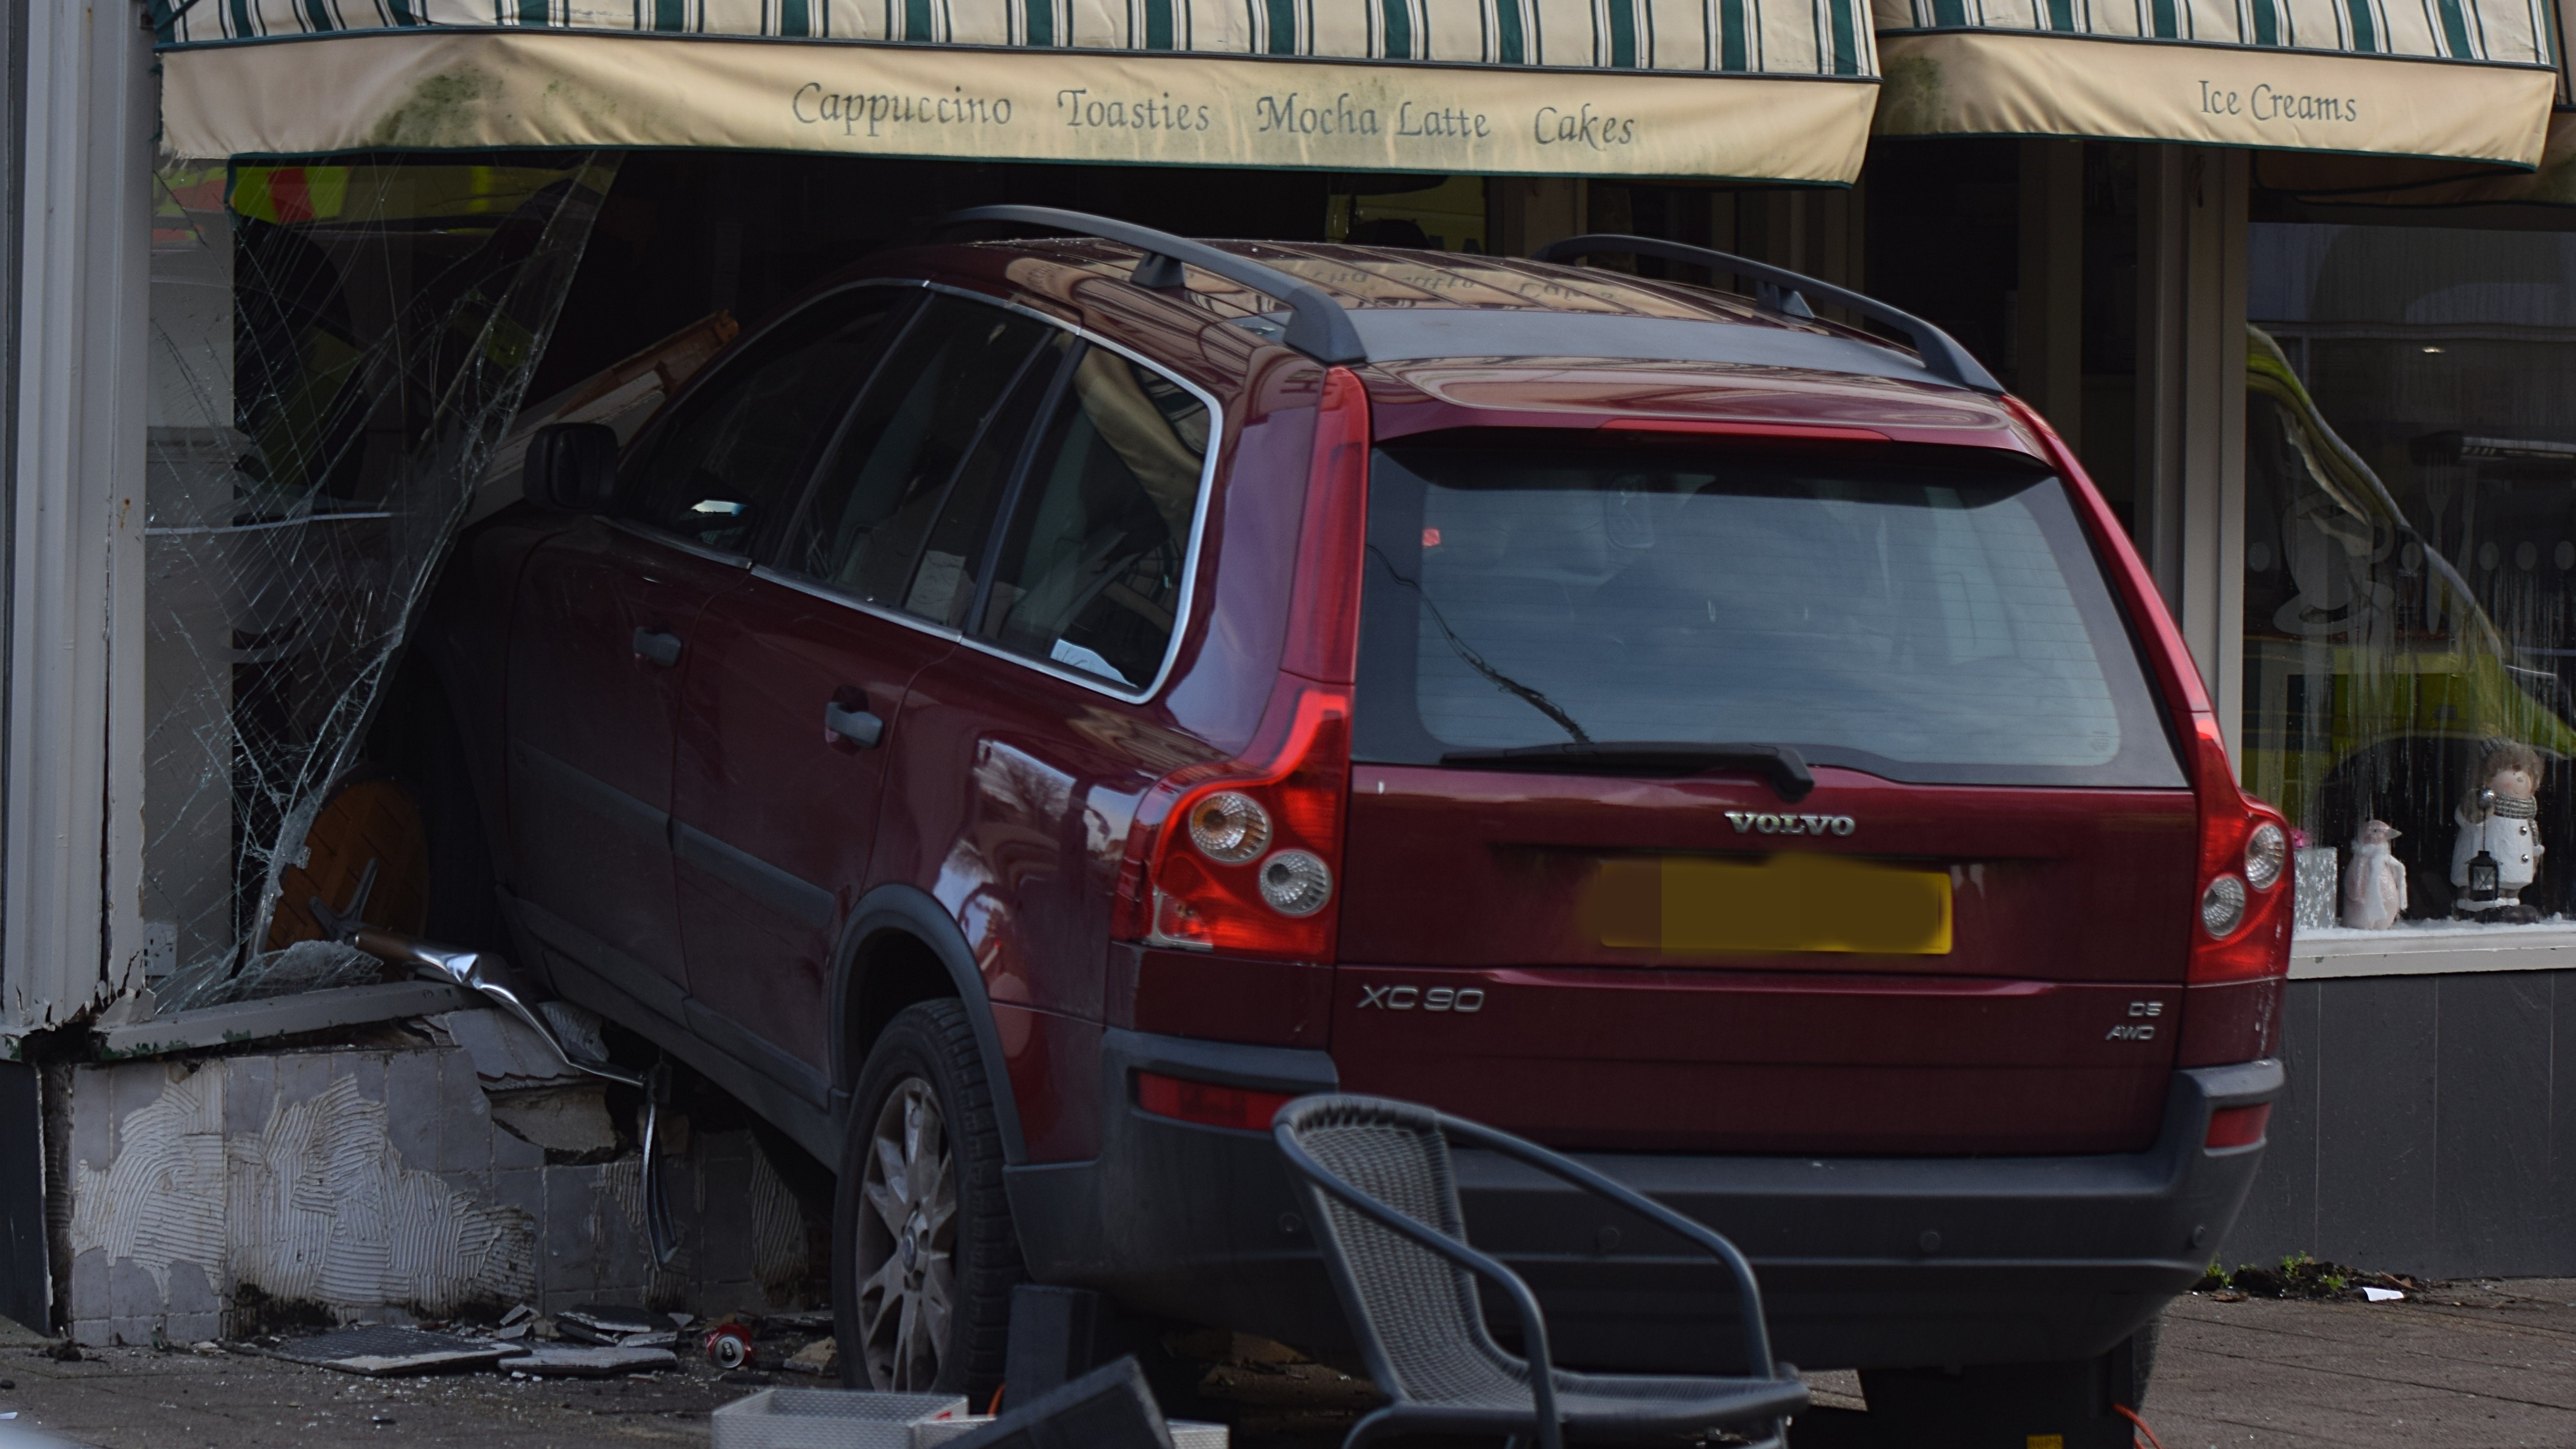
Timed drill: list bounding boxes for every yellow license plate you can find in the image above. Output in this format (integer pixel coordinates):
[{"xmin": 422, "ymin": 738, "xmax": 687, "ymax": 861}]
[{"xmin": 1590, "ymin": 853, "xmax": 1953, "ymax": 955}]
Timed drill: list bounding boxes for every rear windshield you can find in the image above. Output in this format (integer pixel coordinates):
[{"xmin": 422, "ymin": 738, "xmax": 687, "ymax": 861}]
[{"xmin": 1354, "ymin": 437, "xmax": 2186, "ymax": 788}]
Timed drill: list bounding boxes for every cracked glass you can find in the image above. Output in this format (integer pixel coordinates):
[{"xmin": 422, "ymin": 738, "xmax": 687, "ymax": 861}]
[{"xmin": 143, "ymin": 156, "xmax": 614, "ymax": 1009}]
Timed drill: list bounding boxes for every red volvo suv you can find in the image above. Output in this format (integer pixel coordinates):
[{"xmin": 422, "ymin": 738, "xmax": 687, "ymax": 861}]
[{"xmin": 411, "ymin": 208, "xmax": 2289, "ymax": 1422}]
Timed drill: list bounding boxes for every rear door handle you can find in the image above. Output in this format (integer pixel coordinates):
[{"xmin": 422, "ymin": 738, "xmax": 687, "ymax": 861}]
[
  {"xmin": 631, "ymin": 628, "xmax": 683, "ymax": 668},
  {"xmin": 825, "ymin": 700, "xmax": 884, "ymax": 749}
]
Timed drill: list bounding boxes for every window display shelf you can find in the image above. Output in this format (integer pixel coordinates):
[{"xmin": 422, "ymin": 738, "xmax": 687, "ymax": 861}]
[{"xmin": 2289, "ymin": 920, "xmax": 2576, "ymax": 979}]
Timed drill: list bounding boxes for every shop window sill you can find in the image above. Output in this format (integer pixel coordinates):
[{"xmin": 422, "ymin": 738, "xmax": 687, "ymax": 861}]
[
  {"xmin": 93, "ymin": 979, "xmax": 475, "ymax": 1060},
  {"xmin": 2290, "ymin": 920, "xmax": 2576, "ymax": 979}
]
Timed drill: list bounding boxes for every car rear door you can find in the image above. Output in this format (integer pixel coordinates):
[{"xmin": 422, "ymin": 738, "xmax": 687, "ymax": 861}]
[
  {"xmin": 868, "ymin": 338, "xmax": 1224, "ymax": 1161},
  {"xmin": 505, "ymin": 290, "xmax": 906, "ymax": 1021},
  {"xmin": 668, "ymin": 293, "xmax": 1067, "ymax": 1080},
  {"xmin": 1332, "ymin": 430, "xmax": 2199, "ymax": 1156}
]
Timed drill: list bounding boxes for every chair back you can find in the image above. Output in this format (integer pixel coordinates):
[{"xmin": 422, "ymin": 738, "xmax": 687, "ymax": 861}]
[{"xmin": 1273, "ymin": 1095, "xmax": 1526, "ymax": 1405}]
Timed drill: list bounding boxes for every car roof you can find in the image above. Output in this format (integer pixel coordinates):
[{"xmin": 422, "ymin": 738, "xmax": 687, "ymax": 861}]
[
  {"xmin": 865, "ymin": 237, "xmax": 1975, "ymax": 390},
  {"xmin": 816, "ymin": 236, "xmax": 2038, "ymax": 453}
]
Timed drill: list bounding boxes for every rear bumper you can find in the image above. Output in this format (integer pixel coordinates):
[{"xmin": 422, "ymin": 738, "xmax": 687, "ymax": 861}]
[{"xmin": 1005, "ymin": 1029, "xmax": 2281, "ymax": 1372}]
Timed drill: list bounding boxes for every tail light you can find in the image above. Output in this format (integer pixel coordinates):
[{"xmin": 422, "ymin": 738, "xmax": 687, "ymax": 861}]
[
  {"xmin": 2185, "ymin": 716, "xmax": 2294, "ymax": 986},
  {"xmin": 2177, "ymin": 715, "xmax": 2292, "ymax": 1068},
  {"xmin": 1112, "ymin": 366, "xmax": 1371, "ymax": 964},
  {"xmin": 1125, "ymin": 684, "xmax": 1352, "ymax": 958}
]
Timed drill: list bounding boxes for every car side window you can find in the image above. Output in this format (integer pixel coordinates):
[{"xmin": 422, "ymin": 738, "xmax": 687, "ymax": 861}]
[
  {"xmin": 975, "ymin": 346, "xmax": 1212, "ymax": 691},
  {"xmin": 620, "ymin": 289, "xmax": 913, "ymax": 554},
  {"xmin": 779, "ymin": 295, "xmax": 1052, "ymax": 607},
  {"xmin": 898, "ymin": 329, "xmax": 1076, "ymax": 628}
]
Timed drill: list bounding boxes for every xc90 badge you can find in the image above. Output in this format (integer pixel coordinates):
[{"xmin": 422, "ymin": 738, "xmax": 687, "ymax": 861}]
[{"xmin": 1357, "ymin": 984, "xmax": 1486, "ymax": 1013}]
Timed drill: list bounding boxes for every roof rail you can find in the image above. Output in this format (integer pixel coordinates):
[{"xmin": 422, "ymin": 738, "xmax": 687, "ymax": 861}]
[
  {"xmin": 1532, "ymin": 234, "xmax": 2003, "ymax": 394},
  {"xmin": 937, "ymin": 205, "xmax": 1368, "ymax": 366}
]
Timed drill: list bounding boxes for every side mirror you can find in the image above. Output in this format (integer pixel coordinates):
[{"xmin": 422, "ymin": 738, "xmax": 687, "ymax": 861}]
[{"xmin": 523, "ymin": 423, "xmax": 619, "ymax": 512}]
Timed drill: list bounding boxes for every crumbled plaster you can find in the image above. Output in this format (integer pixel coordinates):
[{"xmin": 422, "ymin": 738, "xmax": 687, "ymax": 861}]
[{"xmin": 68, "ymin": 1056, "xmax": 536, "ymax": 1331}]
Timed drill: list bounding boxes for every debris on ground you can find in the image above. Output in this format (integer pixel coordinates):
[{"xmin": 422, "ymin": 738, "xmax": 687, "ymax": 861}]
[
  {"xmin": 1162, "ymin": 1328, "xmax": 1381, "ymax": 1440},
  {"xmin": 697, "ymin": 1312, "xmax": 831, "ymax": 1372},
  {"xmin": 558, "ymin": 1304, "xmax": 676, "ymax": 1347},
  {"xmin": 782, "ymin": 1338, "xmax": 839, "ymax": 1376},
  {"xmin": 510, "ymin": 1342, "xmax": 682, "ymax": 1378},
  {"xmin": 267, "ymin": 1326, "xmax": 518, "ymax": 1376},
  {"xmin": 705, "ymin": 1321, "xmax": 754, "ymax": 1371},
  {"xmin": 4, "ymin": 1333, "xmax": 746, "ymax": 1447},
  {"xmin": 2193, "ymin": 1253, "xmax": 2422, "ymax": 1302}
]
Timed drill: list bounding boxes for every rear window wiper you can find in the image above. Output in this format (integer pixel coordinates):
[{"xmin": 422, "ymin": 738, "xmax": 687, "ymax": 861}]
[
  {"xmin": 1439, "ymin": 742, "xmax": 1816, "ymax": 802},
  {"xmin": 1368, "ymin": 543, "xmax": 1592, "ymax": 746}
]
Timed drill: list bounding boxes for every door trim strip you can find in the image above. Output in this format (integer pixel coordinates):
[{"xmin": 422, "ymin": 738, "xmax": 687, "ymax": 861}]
[{"xmin": 672, "ymin": 819, "xmax": 839, "ymax": 929}]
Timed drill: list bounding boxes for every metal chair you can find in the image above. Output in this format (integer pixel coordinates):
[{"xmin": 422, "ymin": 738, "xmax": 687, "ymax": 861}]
[{"xmin": 1273, "ymin": 1095, "xmax": 1809, "ymax": 1449}]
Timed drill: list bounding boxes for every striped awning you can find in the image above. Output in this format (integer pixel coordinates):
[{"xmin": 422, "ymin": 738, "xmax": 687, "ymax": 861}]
[
  {"xmin": 1870, "ymin": 0, "xmax": 2556, "ymax": 166},
  {"xmin": 153, "ymin": 0, "xmax": 1880, "ymax": 180}
]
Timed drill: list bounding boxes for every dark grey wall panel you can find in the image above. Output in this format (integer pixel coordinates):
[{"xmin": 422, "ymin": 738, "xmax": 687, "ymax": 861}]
[
  {"xmin": 2312, "ymin": 975, "xmax": 2440, "ymax": 1268},
  {"xmin": 2434, "ymin": 972, "xmax": 2559, "ymax": 1276},
  {"xmin": 2221, "ymin": 967, "xmax": 2576, "ymax": 1281},
  {"xmin": 2220, "ymin": 979, "xmax": 2320, "ymax": 1266},
  {"xmin": 2553, "ymin": 976, "xmax": 2576, "ymax": 1275},
  {"xmin": 0, "ymin": 1060, "xmax": 45, "ymax": 1331}
]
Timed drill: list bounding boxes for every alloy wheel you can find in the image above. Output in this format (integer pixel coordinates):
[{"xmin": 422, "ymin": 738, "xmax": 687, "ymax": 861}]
[{"xmin": 853, "ymin": 1076, "xmax": 957, "ymax": 1390}]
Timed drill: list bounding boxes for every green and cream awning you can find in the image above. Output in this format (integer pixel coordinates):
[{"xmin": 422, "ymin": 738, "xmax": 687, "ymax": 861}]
[
  {"xmin": 153, "ymin": 0, "xmax": 1879, "ymax": 179},
  {"xmin": 1871, "ymin": 0, "xmax": 2556, "ymax": 165}
]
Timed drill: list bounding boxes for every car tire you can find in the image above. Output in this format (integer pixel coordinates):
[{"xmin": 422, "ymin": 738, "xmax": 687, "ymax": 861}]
[
  {"xmin": 834, "ymin": 999, "xmax": 1022, "ymax": 1395},
  {"xmin": 2121, "ymin": 1317, "xmax": 2160, "ymax": 1407}
]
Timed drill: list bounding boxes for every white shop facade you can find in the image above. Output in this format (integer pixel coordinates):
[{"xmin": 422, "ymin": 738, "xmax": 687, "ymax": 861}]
[{"xmin": 0, "ymin": 0, "xmax": 2570, "ymax": 1336}]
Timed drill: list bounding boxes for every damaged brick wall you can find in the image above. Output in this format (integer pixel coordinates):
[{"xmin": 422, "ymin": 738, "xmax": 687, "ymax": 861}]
[{"xmin": 54, "ymin": 1025, "xmax": 823, "ymax": 1346}]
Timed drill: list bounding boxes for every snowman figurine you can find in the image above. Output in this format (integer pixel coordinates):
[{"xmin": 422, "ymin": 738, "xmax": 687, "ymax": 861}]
[{"xmin": 2451, "ymin": 741, "xmax": 2547, "ymax": 925}]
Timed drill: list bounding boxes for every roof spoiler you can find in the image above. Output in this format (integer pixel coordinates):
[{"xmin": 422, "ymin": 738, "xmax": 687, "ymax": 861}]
[
  {"xmin": 936, "ymin": 204, "xmax": 1370, "ymax": 366},
  {"xmin": 1533, "ymin": 234, "xmax": 2004, "ymax": 394}
]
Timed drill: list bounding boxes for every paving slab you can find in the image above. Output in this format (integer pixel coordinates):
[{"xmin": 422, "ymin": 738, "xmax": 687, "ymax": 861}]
[{"xmin": 2144, "ymin": 1278, "xmax": 2576, "ymax": 1449}]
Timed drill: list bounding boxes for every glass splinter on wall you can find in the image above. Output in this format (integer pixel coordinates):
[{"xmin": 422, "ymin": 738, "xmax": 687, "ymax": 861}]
[
  {"xmin": 2244, "ymin": 223, "xmax": 2576, "ymax": 934},
  {"xmin": 142, "ymin": 155, "xmax": 616, "ymax": 1008}
]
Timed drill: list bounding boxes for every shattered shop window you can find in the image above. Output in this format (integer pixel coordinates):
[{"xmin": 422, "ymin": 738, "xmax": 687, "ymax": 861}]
[
  {"xmin": 143, "ymin": 156, "xmax": 610, "ymax": 1007},
  {"xmin": 2245, "ymin": 221, "xmax": 2576, "ymax": 936}
]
